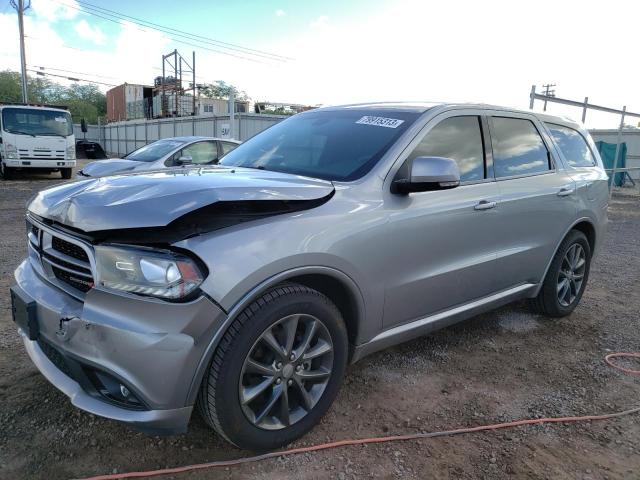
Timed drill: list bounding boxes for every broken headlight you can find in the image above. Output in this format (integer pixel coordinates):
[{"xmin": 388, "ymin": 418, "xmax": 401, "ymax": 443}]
[{"xmin": 95, "ymin": 245, "xmax": 205, "ymax": 300}]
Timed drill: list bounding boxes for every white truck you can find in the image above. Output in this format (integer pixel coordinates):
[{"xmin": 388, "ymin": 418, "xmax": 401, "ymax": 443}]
[{"xmin": 0, "ymin": 104, "xmax": 76, "ymax": 180}]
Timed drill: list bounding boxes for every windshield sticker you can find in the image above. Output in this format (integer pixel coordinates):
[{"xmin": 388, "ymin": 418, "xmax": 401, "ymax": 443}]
[
  {"xmin": 355, "ymin": 116, "xmax": 404, "ymax": 128},
  {"xmin": 54, "ymin": 117, "xmax": 67, "ymax": 123}
]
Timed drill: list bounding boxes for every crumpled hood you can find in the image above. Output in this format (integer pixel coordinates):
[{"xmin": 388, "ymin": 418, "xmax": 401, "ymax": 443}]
[
  {"xmin": 29, "ymin": 166, "xmax": 334, "ymax": 233},
  {"xmin": 80, "ymin": 159, "xmax": 149, "ymax": 177}
]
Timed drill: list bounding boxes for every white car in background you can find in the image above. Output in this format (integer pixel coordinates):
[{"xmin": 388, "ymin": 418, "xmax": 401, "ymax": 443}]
[{"xmin": 77, "ymin": 136, "xmax": 241, "ymax": 178}]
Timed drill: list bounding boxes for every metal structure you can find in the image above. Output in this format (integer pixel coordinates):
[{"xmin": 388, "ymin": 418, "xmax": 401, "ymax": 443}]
[
  {"xmin": 157, "ymin": 49, "xmax": 196, "ymax": 118},
  {"xmin": 10, "ymin": 0, "xmax": 30, "ymax": 103},
  {"xmin": 529, "ymin": 85, "xmax": 640, "ymax": 198}
]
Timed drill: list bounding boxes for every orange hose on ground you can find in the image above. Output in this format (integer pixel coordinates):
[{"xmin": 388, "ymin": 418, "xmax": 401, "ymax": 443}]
[
  {"xmin": 605, "ymin": 352, "xmax": 640, "ymax": 375},
  {"xmin": 77, "ymin": 353, "xmax": 640, "ymax": 480}
]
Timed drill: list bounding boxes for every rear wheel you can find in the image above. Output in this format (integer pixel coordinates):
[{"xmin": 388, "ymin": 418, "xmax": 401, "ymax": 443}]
[
  {"xmin": 197, "ymin": 283, "xmax": 348, "ymax": 450},
  {"xmin": 530, "ymin": 230, "xmax": 591, "ymax": 317},
  {"xmin": 61, "ymin": 168, "xmax": 73, "ymax": 179}
]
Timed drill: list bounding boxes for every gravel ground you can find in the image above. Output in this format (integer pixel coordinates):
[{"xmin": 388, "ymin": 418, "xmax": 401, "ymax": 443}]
[{"xmin": 0, "ymin": 167, "xmax": 639, "ymax": 479}]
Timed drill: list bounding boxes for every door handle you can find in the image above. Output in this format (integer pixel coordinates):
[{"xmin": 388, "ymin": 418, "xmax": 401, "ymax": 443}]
[
  {"xmin": 474, "ymin": 200, "xmax": 497, "ymax": 211},
  {"xmin": 557, "ymin": 186, "xmax": 575, "ymax": 197}
]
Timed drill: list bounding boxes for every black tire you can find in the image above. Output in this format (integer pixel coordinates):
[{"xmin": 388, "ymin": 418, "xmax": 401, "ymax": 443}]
[
  {"xmin": 197, "ymin": 283, "xmax": 348, "ymax": 450},
  {"xmin": 0, "ymin": 163, "xmax": 14, "ymax": 180},
  {"xmin": 530, "ymin": 230, "xmax": 591, "ymax": 317},
  {"xmin": 61, "ymin": 168, "xmax": 73, "ymax": 179}
]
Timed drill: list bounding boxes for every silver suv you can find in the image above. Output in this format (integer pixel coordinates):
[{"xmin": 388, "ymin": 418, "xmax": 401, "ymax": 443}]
[{"xmin": 11, "ymin": 103, "xmax": 608, "ymax": 450}]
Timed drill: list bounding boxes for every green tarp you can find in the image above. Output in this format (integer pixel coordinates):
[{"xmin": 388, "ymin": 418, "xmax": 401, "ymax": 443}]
[{"xmin": 595, "ymin": 141, "xmax": 627, "ymax": 187}]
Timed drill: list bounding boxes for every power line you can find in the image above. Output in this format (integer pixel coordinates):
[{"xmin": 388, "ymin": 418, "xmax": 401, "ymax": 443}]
[
  {"xmin": 27, "ymin": 68, "xmax": 116, "ymax": 86},
  {"xmin": 50, "ymin": 0, "xmax": 285, "ymax": 65},
  {"xmin": 74, "ymin": 0, "xmax": 293, "ymax": 62},
  {"xmin": 30, "ymin": 64, "xmax": 121, "ymax": 81},
  {"xmin": 24, "ymin": 36, "xmax": 214, "ymax": 85}
]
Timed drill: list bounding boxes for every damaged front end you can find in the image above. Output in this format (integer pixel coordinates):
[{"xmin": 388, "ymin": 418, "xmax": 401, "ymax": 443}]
[{"xmin": 13, "ymin": 166, "xmax": 335, "ymax": 433}]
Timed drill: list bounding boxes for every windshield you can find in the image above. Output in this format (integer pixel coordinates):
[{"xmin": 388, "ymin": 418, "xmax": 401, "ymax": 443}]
[
  {"xmin": 1, "ymin": 107, "xmax": 73, "ymax": 137},
  {"xmin": 219, "ymin": 109, "xmax": 420, "ymax": 181},
  {"xmin": 124, "ymin": 138, "xmax": 187, "ymax": 162}
]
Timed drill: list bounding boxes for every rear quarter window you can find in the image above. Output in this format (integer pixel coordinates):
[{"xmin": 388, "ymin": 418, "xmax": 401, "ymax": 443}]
[{"xmin": 545, "ymin": 123, "xmax": 596, "ymax": 168}]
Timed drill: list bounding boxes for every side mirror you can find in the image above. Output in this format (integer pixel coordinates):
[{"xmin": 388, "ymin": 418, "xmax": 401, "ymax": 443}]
[
  {"xmin": 176, "ymin": 155, "xmax": 193, "ymax": 166},
  {"xmin": 393, "ymin": 156, "xmax": 460, "ymax": 194},
  {"xmin": 80, "ymin": 118, "xmax": 88, "ymax": 133}
]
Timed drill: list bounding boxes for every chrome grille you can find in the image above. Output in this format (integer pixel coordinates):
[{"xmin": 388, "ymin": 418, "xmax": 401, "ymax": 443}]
[
  {"xmin": 27, "ymin": 217, "xmax": 95, "ymax": 299},
  {"xmin": 19, "ymin": 148, "xmax": 65, "ymax": 160}
]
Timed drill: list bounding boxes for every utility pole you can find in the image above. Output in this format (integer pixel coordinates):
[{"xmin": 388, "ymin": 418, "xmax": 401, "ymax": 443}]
[
  {"xmin": 541, "ymin": 83, "xmax": 556, "ymax": 111},
  {"xmin": 11, "ymin": 0, "xmax": 30, "ymax": 103}
]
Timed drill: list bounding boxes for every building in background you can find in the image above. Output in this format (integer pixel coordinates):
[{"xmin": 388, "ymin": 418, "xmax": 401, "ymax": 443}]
[
  {"xmin": 197, "ymin": 97, "xmax": 250, "ymax": 116},
  {"xmin": 254, "ymin": 101, "xmax": 316, "ymax": 114}
]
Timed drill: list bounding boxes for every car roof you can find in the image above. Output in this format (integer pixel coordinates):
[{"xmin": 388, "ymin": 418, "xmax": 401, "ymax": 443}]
[
  {"xmin": 318, "ymin": 102, "xmax": 582, "ymax": 129},
  {"xmin": 157, "ymin": 136, "xmax": 241, "ymax": 143}
]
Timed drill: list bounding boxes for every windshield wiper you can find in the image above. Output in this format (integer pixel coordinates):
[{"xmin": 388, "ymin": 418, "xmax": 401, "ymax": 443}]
[
  {"xmin": 6, "ymin": 129, "xmax": 36, "ymax": 137},
  {"xmin": 36, "ymin": 133, "xmax": 67, "ymax": 137}
]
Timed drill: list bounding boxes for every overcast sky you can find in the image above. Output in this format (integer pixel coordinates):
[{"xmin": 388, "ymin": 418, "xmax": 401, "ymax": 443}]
[{"xmin": 0, "ymin": 0, "xmax": 638, "ymax": 128}]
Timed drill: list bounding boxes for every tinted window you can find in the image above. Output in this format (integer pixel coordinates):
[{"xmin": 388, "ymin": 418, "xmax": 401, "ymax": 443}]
[
  {"xmin": 408, "ymin": 116, "xmax": 485, "ymax": 182},
  {"xmin": 220, "ymin": 141, "xmax": 238, "ymax": 156},
  {"xmin": 219, "ymin": 109, "xmax": 420, "ymax": 181},
  {"xmin": 545, "ymin": 123, "xmax": 596, "ymax": 167},
  {"xmin": 491, "ymin": 117, "xmax": 550, "ymax": 178},
  {"xmin": 126, "ymin": 138, "xmax": 186, "ymax": 162}
]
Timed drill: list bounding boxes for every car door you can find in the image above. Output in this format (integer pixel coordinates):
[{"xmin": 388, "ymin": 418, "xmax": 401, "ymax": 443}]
[
  {"xmin": 487, "ymin": 113, "xmax": 578, "ymax": 291},
  {"xmin": 165, "ymin": 140, "xmax": 219, "ymax": 166},
  {"xmin": 382, "ymin": 112, "xmax": 503, "ymax": 328}
]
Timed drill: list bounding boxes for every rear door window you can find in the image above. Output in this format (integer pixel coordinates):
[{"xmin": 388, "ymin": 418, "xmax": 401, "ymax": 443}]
[
  {"xmin": 408, "ymin": 116, "xmax": 486, "ymax": 182},
  {"xmin": 545, "ymin": 123, "xmax": 596, "ymax": 167},
  {"xmin": 490, "ymin": 117, "xmax": 551, "ymax": 178},
  {"xmin": 219, "ymin": 141, "xmax": 238, "ymax": 157}
]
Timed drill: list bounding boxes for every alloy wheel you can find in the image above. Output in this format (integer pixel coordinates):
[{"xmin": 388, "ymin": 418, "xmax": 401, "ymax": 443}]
[
  {"xmin": 239, "ymin": 314, "xmax": 334, "ymax": 430},
  {"xmin": 557, "ymin": 243, "xmax": 586, "ymax": 307}
]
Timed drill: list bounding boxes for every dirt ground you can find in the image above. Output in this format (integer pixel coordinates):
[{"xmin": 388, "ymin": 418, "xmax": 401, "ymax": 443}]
[{"xmin": 1, "ymin": 165, "xmax": 639, "ymax": 480}]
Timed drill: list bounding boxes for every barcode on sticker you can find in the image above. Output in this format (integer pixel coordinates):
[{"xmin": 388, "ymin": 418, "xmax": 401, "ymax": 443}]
[{"xmin": 356, "ymin": 116, "xmax": 404, "ymax": 128}]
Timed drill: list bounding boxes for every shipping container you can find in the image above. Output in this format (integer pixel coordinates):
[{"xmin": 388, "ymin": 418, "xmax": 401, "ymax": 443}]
[{"xmin": 106, "ymin": 84, "xmax": 153, "ymax": 122}]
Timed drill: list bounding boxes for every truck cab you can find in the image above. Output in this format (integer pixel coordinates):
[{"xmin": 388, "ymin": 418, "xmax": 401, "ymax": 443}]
[{"xmin": 0, "ymin": 104, "xmax": 76, "ymax": 180}]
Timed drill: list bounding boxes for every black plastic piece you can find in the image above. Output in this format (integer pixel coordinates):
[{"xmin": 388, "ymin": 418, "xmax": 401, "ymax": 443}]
[{"xmin": 10, "ymin": 285, "xmax": 39, "ymax": 340}]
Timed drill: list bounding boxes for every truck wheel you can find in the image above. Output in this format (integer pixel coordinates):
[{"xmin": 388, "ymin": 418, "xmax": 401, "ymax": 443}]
[
  {"xmin": 0, "ymin": 163, "xmax": 14, "ymax": 180},
  {"xmin": 197, "ymin": 283, "xmax": 348, "ymax": 450},
  {"xmin": 530, "ymin": 230, "xmax": 591, "ymax": 317},
  {"xmin": 61, "ymin": 168, "xmax": 73, "ymax": 179}
]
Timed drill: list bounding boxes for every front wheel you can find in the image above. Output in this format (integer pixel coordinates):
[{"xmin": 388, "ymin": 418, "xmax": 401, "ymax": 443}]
[
  {"xmin": 61, "ymin": 168, "xmax": 73, "ymax": 179},
  {"xmin": 197, "ymin": 283, "xmax": 348, "ymax": 450},
  {"xmin": 530, "ymin": 230, "xmax": 591, "ymax": 317},
  {"xmin": 0, "ymin": 163, "xmax": 14, "ymax": 180}
]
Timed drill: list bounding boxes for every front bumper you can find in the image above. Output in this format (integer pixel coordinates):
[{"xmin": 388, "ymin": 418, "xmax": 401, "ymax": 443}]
[
  {"xmin": 13, "ymin": 259, "xmax": 227, "ymax": 435},
  {"xmin": 4, "ymin": 159, "xmax": 76, "ymax": 168}
]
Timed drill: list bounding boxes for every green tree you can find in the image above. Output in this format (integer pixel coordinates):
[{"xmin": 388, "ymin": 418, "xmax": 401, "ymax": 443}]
[
  {"xmin": 0, "ymin": 71, "xmax": 23, "ymax": 103},
  {"xmin": 200, "ymin": 80, "xmax": 249, "ymax": 101},
  {"xmin": 0, "ymin": 70, "xmax": 106, "ymax": 123}
]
